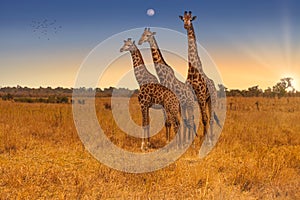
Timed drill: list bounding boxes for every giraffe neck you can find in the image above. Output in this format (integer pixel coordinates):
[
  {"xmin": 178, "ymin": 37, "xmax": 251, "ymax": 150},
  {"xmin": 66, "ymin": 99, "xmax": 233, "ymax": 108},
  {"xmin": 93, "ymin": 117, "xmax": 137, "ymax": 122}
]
[
  {"xmin": 148, "ymin": 36, "xmax": 177, "ymax": 87},
  {"xmin": 129, "ymin": 44, "xmax": 144, "ymax": 68},
  {"xmin": 129, "ymin": 44, "xmax": 159, "ymax": 87},
  {"xmin": 148, "ymin": 36, "xmax": 167, "ymax": 65},
  {"xmin": 187, "ymin": 24, "xmax": 205, "ymax": 75}
]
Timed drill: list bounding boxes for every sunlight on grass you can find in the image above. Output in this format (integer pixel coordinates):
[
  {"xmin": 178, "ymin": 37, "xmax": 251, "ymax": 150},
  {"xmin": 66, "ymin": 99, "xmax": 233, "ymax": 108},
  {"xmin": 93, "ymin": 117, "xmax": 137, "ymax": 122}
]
[{"xmin": 0, "ymin": 97, "xmax": 299, "ymax": 199}]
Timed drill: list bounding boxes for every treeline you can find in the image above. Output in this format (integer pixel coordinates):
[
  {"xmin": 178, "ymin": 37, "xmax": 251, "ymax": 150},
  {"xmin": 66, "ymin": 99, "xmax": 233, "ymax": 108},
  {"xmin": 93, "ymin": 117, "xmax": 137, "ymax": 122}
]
[
  {"xmin": 0, "ymin": 86, "xmax": 138, "ymax": 98},
  {"xmin": 0, "ymin": 86, "xmax": 138, "ymax": 103},
  {"xmin": 219, "ymin": 78, "xmax": 300, "ymax": 98},
  {"xmin": 0, "ymin": 77, "xmax": 299, "ymax": 103}
]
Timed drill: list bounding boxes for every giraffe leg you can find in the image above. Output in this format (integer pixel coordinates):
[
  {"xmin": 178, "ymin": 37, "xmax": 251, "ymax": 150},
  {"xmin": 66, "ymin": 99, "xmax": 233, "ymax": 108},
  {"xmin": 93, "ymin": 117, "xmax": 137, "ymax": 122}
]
[
  {"xmin": 181, "ymin": 106, "xmax": 188, "ymax": 146},
  {"xmin": 163, "ymin": 109, "xmax": 171, "ymax": 143},
  {"xmin": 172, "ymin": 116, "xmax": 181, "ymax": 149},
  {"xmin": 165, "ymin": 121, "xmax": 171, "ymax": 143},
  {"xmin": 207, "ymin": 100, "xmax": 214, "ymax": 145},
  {"xmin": 141, "ymin": 106, "xmax": 150, "ymax": 151},
  {"xmin": 167, "ymin": 111, "xmax": 181, "ymax": 149},
  {"xmin": 146, "ymin": 128, "xmax": 151, "ymax": 148},
  {"xmin": 199, "ymin": 100, "xmax": 208, "ymax": 138},
  {"xmin": 186, "ymin": 102, "xmax": 197, "ymax": 141}
]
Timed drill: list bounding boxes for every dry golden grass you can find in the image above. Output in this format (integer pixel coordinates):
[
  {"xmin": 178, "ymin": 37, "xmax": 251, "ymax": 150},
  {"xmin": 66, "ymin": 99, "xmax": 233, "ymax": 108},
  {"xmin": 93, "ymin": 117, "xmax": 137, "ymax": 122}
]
[{"xmin": 0, "ymin": 97, "xmax": 299, "ymax": 199}]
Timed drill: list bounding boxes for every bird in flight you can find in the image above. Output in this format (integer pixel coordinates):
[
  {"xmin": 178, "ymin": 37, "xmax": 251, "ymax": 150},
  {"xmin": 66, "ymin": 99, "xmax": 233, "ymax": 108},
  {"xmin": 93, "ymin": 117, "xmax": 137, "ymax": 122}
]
[{"xmin": 30, "ymin": 19, "xmax": 63, "ymax": 40}]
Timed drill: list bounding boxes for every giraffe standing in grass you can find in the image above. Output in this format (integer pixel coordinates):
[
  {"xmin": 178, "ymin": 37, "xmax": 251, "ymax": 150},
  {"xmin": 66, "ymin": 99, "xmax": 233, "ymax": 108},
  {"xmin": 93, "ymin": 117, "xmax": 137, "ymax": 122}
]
[
  {"xmin": 138, "ymin": 28, "xmax": 197, "ymax": 146},
  {"xmin": 120, "ymin": 38, "xmax": 181, "ymax": 150},
  {"xmin": 179, "ymin": 11, "xmax": 220, "ymax": 143},
  {"xmin": 137, "ymin": 83, "xmax": 181, "ymax": 150}
]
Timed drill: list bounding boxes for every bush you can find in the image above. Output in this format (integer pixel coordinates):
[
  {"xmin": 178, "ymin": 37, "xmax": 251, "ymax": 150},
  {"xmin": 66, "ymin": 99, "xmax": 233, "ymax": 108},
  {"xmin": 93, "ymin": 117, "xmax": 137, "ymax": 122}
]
[
  {"xmin": 2, "ymin": 93, "xmax": 13, "ymax": 101},
  {"xmin": 14, "ymin": 98, "xmax": 34, "ymax": 103},
  {"xmin": 13, "ymin": 96, "xmax": 69, "ymax": 104}
]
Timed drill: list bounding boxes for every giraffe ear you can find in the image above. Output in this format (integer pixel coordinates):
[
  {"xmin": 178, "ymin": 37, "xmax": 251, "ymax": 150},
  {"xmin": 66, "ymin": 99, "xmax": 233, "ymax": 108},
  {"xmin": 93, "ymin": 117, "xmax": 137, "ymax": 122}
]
[
  {"xmin": 179, "ymin": 16, "xmax": 184, "ymax": 20},
  {"xmin": 124, "ymin": 40, "xmax": 127, "ymax": 43},
  {"xmin": 191, "ymin": 16, "xmax": 197, "ymax": 21}
]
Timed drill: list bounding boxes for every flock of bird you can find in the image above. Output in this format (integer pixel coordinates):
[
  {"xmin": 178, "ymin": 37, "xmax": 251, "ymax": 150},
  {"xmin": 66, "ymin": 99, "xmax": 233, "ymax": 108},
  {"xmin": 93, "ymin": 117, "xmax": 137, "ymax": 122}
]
[{"xmin": 30, "ymin": 19, "xmax": 62, "ymax": 40}]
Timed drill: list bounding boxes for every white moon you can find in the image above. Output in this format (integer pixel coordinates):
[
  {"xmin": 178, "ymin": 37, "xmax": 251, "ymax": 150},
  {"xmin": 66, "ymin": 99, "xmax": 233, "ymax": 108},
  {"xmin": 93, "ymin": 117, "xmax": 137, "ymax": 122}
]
[{"xmin": 147, "ymin": 9, "xmax": 155, "ymax": 16}]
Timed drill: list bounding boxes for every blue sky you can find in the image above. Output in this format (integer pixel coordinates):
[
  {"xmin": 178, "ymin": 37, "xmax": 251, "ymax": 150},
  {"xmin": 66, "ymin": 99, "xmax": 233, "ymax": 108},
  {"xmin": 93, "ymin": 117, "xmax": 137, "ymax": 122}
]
[{"xmin": 0, "ymin": 0, "xmax": 300, "ymax": 89}]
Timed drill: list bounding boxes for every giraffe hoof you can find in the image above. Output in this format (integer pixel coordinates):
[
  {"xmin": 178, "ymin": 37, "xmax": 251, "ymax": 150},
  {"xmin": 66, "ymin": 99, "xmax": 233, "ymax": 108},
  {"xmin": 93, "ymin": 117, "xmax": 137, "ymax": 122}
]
[
  {"xmin": 141, "ymin": 142, "xmax": 147, "ymax": 151},
  {"xmin": 141, "ymin": 147, "xmax": 148, "ymax": 151},
  {"xmin": 147, "ymin": 142, "xmax": 151, "ymax": 148}
]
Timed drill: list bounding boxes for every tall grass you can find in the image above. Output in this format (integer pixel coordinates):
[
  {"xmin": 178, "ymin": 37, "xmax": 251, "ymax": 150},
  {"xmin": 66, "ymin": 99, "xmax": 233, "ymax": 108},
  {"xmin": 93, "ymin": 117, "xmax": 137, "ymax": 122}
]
[{"xmin": 0, "ymin": 97, "xmax": 299, "ymax": 199}]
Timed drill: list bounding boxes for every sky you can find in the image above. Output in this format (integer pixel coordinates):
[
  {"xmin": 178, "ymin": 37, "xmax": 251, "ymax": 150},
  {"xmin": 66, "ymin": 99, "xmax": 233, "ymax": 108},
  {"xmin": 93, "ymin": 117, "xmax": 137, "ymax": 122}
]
[{"xmin": 0, "ymin": 0, "xmax": 300, "ymax": 90}]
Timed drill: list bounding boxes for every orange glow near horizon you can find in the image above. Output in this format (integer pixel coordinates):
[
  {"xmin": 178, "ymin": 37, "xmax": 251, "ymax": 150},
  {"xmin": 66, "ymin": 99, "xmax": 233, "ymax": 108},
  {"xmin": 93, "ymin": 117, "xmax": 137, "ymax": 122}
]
[
  {"xmin": 1, "ymin": 44, "xmax": 299, "ymax": 91},
  {"xmin": 210, "ymin": 40, "xmax": 300, "ymax": 91}
]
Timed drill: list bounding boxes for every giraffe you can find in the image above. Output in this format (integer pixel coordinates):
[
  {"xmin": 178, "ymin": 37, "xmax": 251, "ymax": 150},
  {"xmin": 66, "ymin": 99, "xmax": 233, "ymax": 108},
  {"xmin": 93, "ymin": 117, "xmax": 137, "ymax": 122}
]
[
  {"xmin": 138, "ymin": 28, "xmax": 197, "ymax": 146},
  {"xmin": 120, "ymin": 38, "xmax": 181, "ymax": 150},
  {"xmin": 138, "ymin": 83, "xmax": 181, "ymax": 150},
  {"xmin": 179, "ymin": 11, "xmax": 221, "ymax": 143}
]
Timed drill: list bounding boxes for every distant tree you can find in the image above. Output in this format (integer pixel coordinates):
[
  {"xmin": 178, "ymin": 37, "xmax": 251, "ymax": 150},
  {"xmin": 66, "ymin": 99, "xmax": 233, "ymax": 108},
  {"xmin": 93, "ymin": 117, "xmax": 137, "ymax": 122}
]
[
  {"xmin": 57, "ymin": 96, "xmax": 69, "ymax": 103},
  {"xmin": 227, "ymin": 89, "xmax": 242, "ymax": 97},
  {"xmin": 263, "ymin": 87, "xmax": 274, "ymax": 98},
  {"xmin": 241, "ymin": 90, "xmax": 248, "ymax": 97},
  {"xmin": 272, "ymin": 77, "xmax": 294, "ymax": 98},
  {"xmin": 247, "ymin": 85, "xmax": 263, "ymax": 97},
  {"xmin": 2, "ymin": 93, "xmax": 13, "ymax": 100},
  {"xmin": 47, "ymin": 96, "xmax": 57, "ymax": 103},
  {"xmin": 96, "ymin": 88, "xmax": 102, "ymax": 92}
]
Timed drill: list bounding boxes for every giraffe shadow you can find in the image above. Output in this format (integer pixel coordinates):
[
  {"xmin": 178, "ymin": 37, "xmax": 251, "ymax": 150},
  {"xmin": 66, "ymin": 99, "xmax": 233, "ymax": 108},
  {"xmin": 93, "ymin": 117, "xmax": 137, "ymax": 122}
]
[{"xmin": 149, "ymin": 138, "xmax": 168, "ymax": 149}]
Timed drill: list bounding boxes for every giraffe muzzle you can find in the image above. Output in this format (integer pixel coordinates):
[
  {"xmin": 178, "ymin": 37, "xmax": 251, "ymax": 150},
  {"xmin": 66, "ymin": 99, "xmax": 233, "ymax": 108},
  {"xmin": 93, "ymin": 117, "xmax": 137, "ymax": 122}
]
[{"xmin": 138, "ymin": 40, "xmax": 144, "ymax": 45}]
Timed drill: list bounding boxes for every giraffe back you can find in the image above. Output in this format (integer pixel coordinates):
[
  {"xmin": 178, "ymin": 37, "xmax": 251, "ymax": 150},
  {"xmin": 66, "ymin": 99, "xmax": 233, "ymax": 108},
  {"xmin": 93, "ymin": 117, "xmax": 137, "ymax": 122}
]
[{"xmin": 138, "ymin": 83, "xmax": 180, "ymax": 115}]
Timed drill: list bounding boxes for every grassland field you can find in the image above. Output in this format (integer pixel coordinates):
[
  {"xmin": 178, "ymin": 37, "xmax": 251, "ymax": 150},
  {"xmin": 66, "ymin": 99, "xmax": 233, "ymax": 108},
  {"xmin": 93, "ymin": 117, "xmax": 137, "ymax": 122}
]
[{"xmin": 0, "ymin": 97, "xmax": 299, "ymax": 199}]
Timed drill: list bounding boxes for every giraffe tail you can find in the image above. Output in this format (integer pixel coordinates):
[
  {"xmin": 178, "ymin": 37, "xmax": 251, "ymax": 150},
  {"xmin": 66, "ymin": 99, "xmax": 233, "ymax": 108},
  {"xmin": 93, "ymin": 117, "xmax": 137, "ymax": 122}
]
[{"xmin": 214, "ymin": 112, "xmax": 221, "ymax": 128}]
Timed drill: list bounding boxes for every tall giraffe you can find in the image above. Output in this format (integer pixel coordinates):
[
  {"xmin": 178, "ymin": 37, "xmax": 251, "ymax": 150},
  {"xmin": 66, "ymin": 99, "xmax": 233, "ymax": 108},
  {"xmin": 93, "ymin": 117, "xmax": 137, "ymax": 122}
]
[
  {"xmin": 120, "ymin": 38, "xmax": 181, "ymax": 150},
  {"xmin": 179, "ymin": 11, "xmax": 220, "ymax": 142},
  {"xmin": 138, "ymin": 28, "xmax": 197, "ymax": 145}
]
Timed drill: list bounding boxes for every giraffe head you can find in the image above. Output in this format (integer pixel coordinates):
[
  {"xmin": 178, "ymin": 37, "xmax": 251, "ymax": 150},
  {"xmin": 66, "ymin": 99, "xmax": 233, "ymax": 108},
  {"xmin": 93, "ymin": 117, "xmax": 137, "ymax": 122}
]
[
  {"xmin": 120, "ymin": 38, "xmax": 136, "ymax": 52},
  {"xmin": 138, "ymin": 28, "xmax": 156, "ymax": 45},
  {"xmin": 179, "ymin": 11, "xmax": 197, "ymax": 30}
]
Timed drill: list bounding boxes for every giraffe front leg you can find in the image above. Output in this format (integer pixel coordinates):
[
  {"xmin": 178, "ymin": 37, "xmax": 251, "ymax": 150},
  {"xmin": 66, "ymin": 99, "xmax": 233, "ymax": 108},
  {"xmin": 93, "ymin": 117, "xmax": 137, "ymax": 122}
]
[
  {"xmin": 207, "ymin": 100, "xmax": 215, "ymax": 146},
  {"xmin": 141, "ymin": 106, "xmax": 150, "ymax": 151},
  {"xmin": 165, "ymin": 121, "xmax": 171, "ymax": 143},
  {"xmin": 141, "ymin": 128, "xmax": 150, "ymax": 150},
  {"xmin": 163, "ymin": 109, "xmax": 171, "ymax": 144},
  {"xmin": 141, "ymin": 138, "xmax": 145, "ymax": 151},
  {"xmin": 146, "ymin": 126, "xmax": 151, "ymax": 148}
]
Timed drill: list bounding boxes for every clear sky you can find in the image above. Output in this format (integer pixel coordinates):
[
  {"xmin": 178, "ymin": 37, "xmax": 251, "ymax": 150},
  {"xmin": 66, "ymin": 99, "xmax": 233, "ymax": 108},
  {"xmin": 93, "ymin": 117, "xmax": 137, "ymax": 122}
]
[{"xmin": 1, "ymin": 0, "xmax": 300, "ymax": 90}]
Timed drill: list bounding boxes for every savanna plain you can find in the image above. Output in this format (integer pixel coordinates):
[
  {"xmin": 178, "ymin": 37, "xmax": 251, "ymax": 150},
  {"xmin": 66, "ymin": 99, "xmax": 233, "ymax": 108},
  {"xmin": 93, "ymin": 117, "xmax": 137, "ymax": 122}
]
[{"xmin": 0, "ymin": 97, "xmax": 299, "ymax": 199}]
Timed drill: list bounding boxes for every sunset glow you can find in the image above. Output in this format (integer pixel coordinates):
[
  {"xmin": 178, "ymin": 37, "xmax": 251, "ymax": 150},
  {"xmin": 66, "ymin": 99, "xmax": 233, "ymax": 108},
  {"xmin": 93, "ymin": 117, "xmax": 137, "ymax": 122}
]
[{"xmin": 0, "ymin": 0, "xmax": 299, "ymax": 91}]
